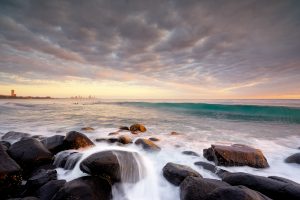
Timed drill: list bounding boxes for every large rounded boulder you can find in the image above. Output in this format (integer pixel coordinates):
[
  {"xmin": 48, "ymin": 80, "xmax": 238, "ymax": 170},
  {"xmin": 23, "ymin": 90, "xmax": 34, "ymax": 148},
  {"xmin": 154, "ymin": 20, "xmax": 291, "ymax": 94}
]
[
  {"xmin": 163, "ymin": 162, "xmax": 202, "ymax": 186},
  {"xmin": 0, "ymin": 144, "xmax": 22, "ymax": 197},
  {"xmin": 203, "ymin": 144, "xmax": 269, "ymax": 168},
  {"xmin": 80, "ymin": 150, "xmax": 145, "ymax": 183},
  {"xmin": 41, "ymin": 135, "xmax": 65, "ymax": 154},
  {"xmin": 180, "ymin": 176, "xmax": 230, "ymax": 200},
  {"xmin": 285, "ymin": 153, "xmax": 300, "ymax": 164},
  {"xmin": 8, "ymin": 138, "xmax": 53, "ymax": 170},
  {"xmin": 1, "ymin": 131, "xmax": 31, "ymax": 143},
  {"xmin": 63, "ymin": 131, "xmax": 94, "ymax": 149},
  {"xmin": 51, "ymin": 176, "xmax": 111, "ymax": 200}
]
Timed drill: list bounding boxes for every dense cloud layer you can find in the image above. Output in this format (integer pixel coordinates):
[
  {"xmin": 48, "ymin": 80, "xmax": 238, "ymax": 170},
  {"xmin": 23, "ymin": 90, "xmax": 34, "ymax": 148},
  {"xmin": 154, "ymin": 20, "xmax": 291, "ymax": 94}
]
[{"xmin": 0, "ymin": 0, "xmax": 299, "ymax": 97}]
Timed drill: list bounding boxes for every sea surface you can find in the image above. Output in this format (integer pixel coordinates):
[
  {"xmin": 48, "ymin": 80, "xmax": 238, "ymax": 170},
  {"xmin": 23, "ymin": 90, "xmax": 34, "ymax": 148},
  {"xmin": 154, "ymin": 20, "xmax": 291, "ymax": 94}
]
[{"xmin": 0, "ymin": 99, "xmax": 300, "ymax": 200}]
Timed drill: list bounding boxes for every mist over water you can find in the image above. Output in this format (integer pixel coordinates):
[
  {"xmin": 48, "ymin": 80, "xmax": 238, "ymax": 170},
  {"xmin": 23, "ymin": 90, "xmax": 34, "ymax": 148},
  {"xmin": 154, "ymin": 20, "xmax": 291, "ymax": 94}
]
[{"xmin": 0, "ymin": 99, "xmax": 300, "ymax": 199}]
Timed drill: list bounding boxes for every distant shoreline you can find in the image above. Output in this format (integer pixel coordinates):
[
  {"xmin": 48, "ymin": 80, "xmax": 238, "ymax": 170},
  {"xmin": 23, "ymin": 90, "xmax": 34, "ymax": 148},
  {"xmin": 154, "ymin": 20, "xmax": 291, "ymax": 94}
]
[{"xmin": 0, "ymin": 95, "xmax": 51, "ymax": 99}]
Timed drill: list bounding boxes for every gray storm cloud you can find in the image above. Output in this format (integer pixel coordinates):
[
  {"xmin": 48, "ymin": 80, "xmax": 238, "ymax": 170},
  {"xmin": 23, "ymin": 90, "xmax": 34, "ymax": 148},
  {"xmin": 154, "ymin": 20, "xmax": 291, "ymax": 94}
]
[{"xmin": 0, "ymin": 0, "xmax": 299, "ymax": 96}]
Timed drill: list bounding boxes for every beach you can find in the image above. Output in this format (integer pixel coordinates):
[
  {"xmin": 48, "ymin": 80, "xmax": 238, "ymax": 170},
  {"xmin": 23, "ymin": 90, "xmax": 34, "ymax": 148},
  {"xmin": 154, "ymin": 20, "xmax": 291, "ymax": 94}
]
[{"xmin": 0, "ymin": 99, "xmax": 300, "ymax": 200}]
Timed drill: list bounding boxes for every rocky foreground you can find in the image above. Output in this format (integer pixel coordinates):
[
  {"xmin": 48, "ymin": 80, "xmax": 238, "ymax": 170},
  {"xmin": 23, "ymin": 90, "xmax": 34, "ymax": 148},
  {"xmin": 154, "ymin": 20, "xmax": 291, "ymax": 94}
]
[{"xmin": 0, "ymin": 124, "xmax": 300, "ymax": 200}]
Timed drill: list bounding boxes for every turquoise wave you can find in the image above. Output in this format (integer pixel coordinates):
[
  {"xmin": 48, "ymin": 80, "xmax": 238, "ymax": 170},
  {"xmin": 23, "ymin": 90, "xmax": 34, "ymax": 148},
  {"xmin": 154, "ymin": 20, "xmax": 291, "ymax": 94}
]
[{"xmin": 120, "ymin": 102, "xmax": 300, "ymax": 124}]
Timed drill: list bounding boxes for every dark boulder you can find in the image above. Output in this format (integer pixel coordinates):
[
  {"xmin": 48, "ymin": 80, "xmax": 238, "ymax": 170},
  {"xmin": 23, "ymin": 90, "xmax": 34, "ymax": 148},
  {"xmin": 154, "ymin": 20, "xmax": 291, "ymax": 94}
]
[
  {"xmin": 7, "ymin": 197, "xmax": 39, "ymax": 200},
  {"xmin": 204, "ymin": 186, "xmax": 271, "ymax": 200},
  {"xmin": 182, "ymin": 151, "xmax": 199, "ymax": 157},
  {"xmin": 1, "ymin": 140, "xmax": 11, "ymax": 151},
  {"xmin": 23, "ymin": 169, "xmax": 57, "ymax": 196},
  {"xmin": 53, "ymin": 150, "xmax": 82, "ymax": 170},
  {"xmin": 51, "ymin": 176, "xmax": 111, "ymax": 200},
  {"xmin": 180, "ymin": 176, "xmax": 230, "ymax": 200},
  {"xmin": 285, "ymin": 153, "xmax": 300, "ymax": 164},
  {"xmin": 36, "ymin": 180, "xmax": 66, "ymax": 200},
  {"xmin": 203, "ymin": 144, "xmax": 269, "ymax": 168},
  {"xmin": 163, "ymin": 162, "xmax": 201, "ymax": 186},
  {"xmin": 2, "ymin": 131, "xmax": 31, "ymax": 143},
  {"xmin": 135, "ymin": 138, "xmax": 161, "ymax": 152},
  {"xmin": 194, "ymin": 161, "xmax": 229, "ymax": 178},
  {"xmin": 80, "ymin": 150, "xmax": 144, "ymax": 183},
  {"xmin": 63, "ymin": 131, "xmax": 94, "ymax": 149},
  {"xmin": 8, "ymin": 138, "xmax": 53, "ymax": 171},
  {"xmin": 0, "ymin": 144, "xmax": 22, "ymax": 197},
  {"xmin": 222, "ymin": 172, "xmax": 300, "ymax": 200},
  {"xmin": 129, "ymin": 124, "xmax": 147, "ymax": 133},
  {"xmin": 41, "ymin": 135, "xmax": 65, "ymax": 154}
]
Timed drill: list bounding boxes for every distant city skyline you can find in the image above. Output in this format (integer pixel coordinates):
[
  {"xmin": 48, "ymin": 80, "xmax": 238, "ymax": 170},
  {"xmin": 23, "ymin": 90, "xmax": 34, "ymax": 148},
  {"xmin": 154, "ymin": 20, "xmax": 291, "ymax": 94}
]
[{"xmin": 0, "ymin": 0, "xmax": 300, "ymax": 99}]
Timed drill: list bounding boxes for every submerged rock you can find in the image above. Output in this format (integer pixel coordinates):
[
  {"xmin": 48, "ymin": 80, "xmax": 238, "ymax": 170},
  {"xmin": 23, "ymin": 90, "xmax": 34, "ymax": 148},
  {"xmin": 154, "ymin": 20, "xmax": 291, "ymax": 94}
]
[
  {"xmin": 51, "ymin": 176, "xmax": 111, "ymax": 200},
  {"xmin": 129, "ymin": 124, "xmax": 147, "ymax": 133},
  {"xmin": 203, "ymin": 144, "xmax": 269, "ymax": 168},
  {"xmin": 8, "ymin": 138, "xmax": 53, "ymax": 170},
  {"xmin": 108, "ymin": 132, "xmax": 119, "ymax": 136},
  {"xmin": 119, "ymin": 126, "xmax": 130, "ymax": 131},
  {"xmin": 222, "ymin": 172, "xmax": 300, "ymax": 200},
  {"xmin": 80, "ymin": 150, "xmax": 145, "ymax": 183},
  {"xmin": 163, "ymin": 162, "xmax": 202, "ymax": 186},
  {"xmin": 204, "ymin": 185, "xmax": 271, "ymax": 200},
  {"xmin": 41, "ymin": 135, "xmax": 65, "ymax": 154},
  {"xmin": 180, "ymin": 176, "xmax": 230, "ymax": 200},
  {"xmin": 182, "ymin": 151, "xmax": 200, "ymax": 157},
  {"xmin": 170, "ymin": 131, "xmax": 181, "ymax": 135},
  {"xmin": 63, "ymin": 131, "xmax": 94, "ymax": 149},
  {"xmin": 135, "ymin": 138, "xmax": 161, "ymax": 152},
  {"xmin": 285, "ymin": 153, "xmax": 300, "ymax": 164},
  {"xmin": 81, "ymin": 127, "xmax": 95, "ymax": 131},
  {"xmin": 149, "ymin": 137, "xmax": 160, "ymax": 142},
  {"xmin": 0, "ymin": 144, "xmax": 22, "ymax": 197}
]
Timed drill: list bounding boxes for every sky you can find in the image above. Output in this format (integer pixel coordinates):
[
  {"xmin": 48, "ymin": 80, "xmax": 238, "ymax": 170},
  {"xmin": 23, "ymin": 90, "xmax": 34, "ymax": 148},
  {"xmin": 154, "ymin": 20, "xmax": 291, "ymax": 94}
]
[{"xmin": 0, "ymin": 0, "xmax": 300, "ymax": 99}]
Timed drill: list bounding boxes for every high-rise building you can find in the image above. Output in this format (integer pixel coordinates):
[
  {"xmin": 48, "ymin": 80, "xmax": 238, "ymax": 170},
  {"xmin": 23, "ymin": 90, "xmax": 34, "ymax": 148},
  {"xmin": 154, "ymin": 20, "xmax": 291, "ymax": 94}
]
[{"xmin": 11, "ymin": 89, "xmax": 16, "ymax": 97}]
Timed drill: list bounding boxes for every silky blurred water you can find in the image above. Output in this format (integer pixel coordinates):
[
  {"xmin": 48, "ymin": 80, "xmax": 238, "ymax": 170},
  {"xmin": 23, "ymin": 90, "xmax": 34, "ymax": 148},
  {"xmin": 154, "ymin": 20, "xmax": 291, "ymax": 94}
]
[{"xmin": 0, "ymin": 99, "xmax": 300, "ymax": 200}]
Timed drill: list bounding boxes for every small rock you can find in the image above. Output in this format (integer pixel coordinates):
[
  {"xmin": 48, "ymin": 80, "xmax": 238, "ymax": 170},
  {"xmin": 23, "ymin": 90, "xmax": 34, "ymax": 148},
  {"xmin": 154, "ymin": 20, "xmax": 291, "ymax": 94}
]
[
  {"xmin": 182, "ymin": 151, "xmax": 199, "ymax": 157},
  {"xmin": 149, "ymin": 137, "xmax": 160, "ymax": 142},
  {"xmin": 64, "ymin": 131, "xmax": 94, "ymax": 149},
  {"xmin": 163, "ymin": 162, "xmax": 202, "ymax": 186},
  {"xmin": 118, "ymin": 135, "xmax": 132, "ymax": 144},
  {"xmin": 41, "ymin": 135, "xmax": 65, "ymax": 154},
  {"xmin": 130, "ymin": 124, "xmax": 147, "ymax": 132},
  {"xmin": 203, "ymin": 144, "xmax": 269, "ymax": 168},
  {"xmin": 180, "ymin": 176, "xmax": 230, "ymax": 200},
  {"xmin": 170, "ymin": 131, "xmax": 181, "ymax": 135},
  {"xmin": 81, "ymin": 127, "xmax": 95, "ymax": 131},
  {"xmin": 135, "ymin": 138, "xmax": 161, "ymax": 152},
  {"xmin": 119, "ymin": 126, "xmax": 130, "ymax": 131},
  {"xmin": 108, "ymin": 132, "xmax": 119, "ymax": 136},
  {"xmin": 51, "ymin": 176, "xmax": 111, "ymax": 200},
  {"xmin": 285, "ymin": 153, "xmax": 300, "ymax": 164}
]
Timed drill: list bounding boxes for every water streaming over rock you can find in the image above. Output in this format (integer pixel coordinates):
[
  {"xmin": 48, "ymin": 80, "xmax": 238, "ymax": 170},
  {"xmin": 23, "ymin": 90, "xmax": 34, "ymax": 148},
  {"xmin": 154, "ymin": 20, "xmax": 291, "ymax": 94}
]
[{"xmin": 54, "ymin": 150, "xmax": 83, "ymax": 170}]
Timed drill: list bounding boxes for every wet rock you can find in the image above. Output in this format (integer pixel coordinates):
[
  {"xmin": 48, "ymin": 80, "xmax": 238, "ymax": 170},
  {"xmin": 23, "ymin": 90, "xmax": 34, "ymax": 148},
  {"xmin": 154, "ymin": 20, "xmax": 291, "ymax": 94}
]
[
  {"xmin": 1, "ymin": 140, "xmax": 11, "ymax": 151},
  {"xmin": 163, "ymin": 162, "xmax": 202, "ymax": 186},
  {"xmin": 285, "ymin": 153, "xmax": 300, "ymax": 164},
  {"xmin": 53, "ymin": 150, "xmax": 82, "ymax": 170},
  {"xmin": 203, "ymin": 144, "xmax": 269, "ymax": 168},
  {"xmin": 204, "ymin": 185, "xmax": 271, "ymax": 200},
  {"xmin": 0, "ymin": 144, "xmax": 22, "ymax": 197},
  {"xmin": 170, "ymin": 131, "xmax": 181, "ymax": 135},
  {"xmin": 129, "ymin": 124, "xmax": 147, "ymax": 132},
  {"xmin": 80, "ymin": 150, "xmax": 144, "ymax": 183},
  {"xmin": 180, "ymin": 176, "xmax": 230, "ymax": 200},
  {"xmin": 268, "ymin": 176, "xmax": 300, "ymax": 185},
  {"xmin": 63, "ymin": 131, "xmax": 94, "ymax": 149},
  {"xmin": 108, "ymin": 138, "xmax": 119, "ymax": 143},
  {"xmin": 149, "ymin": 137, "xmax": 160, "ymax": 141},
  {"xmin": 81, "ymin": 127, "xmax": 95, "ymax": 131},
  {"xmin": 222, "ymin": 172, "xmax": 300, "ymax": 200},
  {"xmin": 118, "ymin": 135, "xmax": 132, "ymax": 144},
  {"xmin": 119, "ymin": 126, "xmax": 129, "ymax": 131},
  {"xmin": 7, "ymin": 197, "xmax": 39, "ymax": 200},
  {"xmin": 51, "ymin": 176, "xmax": 111, "ymax": 200},
  {"xmin": 8, "ymin": 138, "xmax": 53, "ymax": 171},
  {"xmin": 108, "ymin": 132, "xmax": 119, "ymax": 136},
  {"xmin": 41, "ymin": 135, "xmax": 65, "ymax": 154},
  {"xmin": 135, "ymin": 138, "xmax": 161, "ymax": 152},
  {"xmin": 182, "ymin": 151, "xmax": 199, "ymax": 157},
  {"xmin": 24, "ymin": 169, "xmax": 57, "ymax": 196},
  {"xmin": 2, "ymin": 131, "xmax": 31, "ymax": 143},
  {"xmin": 36, "ymin": 180, "xmax": 66, "ymax": 200},
  {"xmin": 194, "ymin": 161, "xmax": 229, "ymax": 178}
]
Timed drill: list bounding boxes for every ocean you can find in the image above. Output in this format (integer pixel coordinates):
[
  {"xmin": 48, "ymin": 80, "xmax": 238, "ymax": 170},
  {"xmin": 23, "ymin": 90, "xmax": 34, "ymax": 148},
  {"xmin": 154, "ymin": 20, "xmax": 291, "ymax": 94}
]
[{"xmin": 0, "ymin": 99, "xmax": 300, "ymax": 200}]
